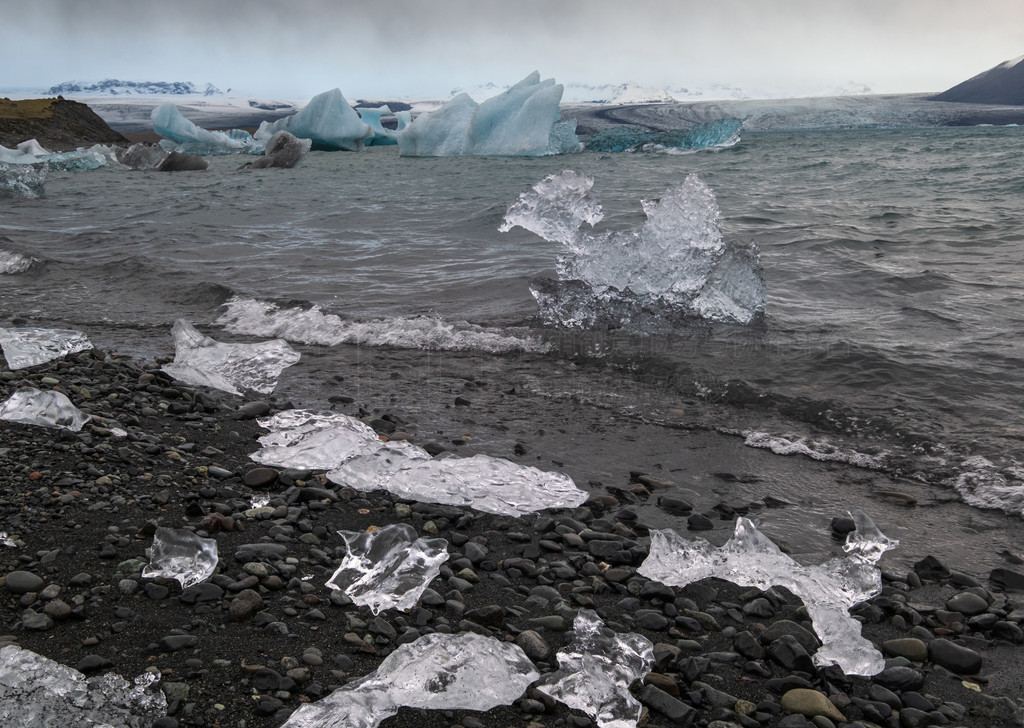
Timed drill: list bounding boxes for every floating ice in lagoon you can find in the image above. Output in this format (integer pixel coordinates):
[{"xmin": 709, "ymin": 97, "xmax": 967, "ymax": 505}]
[
  {"xmin": 357, "ymin": 105, "xmax": 399, "ymax": 146},
  {"xmin": 535, "ymin": 609, "xmax": 654, "ymax": 728},
  {"xmin": 327, "ymin": 523, "xmax": 449, "ymax": 614},
  {"xmin": 281, "ymin": 632, "xmax": 539, "ymax": 728},
  {"xmin": 0, "ymin": 387, "xmax": 89, "ymax": 431},
  {"xmin": 240, "ymin": 131, "xmax": 311, "ymax": 169},
  {"xmin": 141, "ymin": 527, "xmax": 218, "ymax": 589},
  {"xmin": 582, "ymin": 119, "xmax": 742, "ymax": 153},
  {"xmin": 398, "ymin": 71, "xmax": 576, "ymax": 157},
  {"xmin": 638, "ymin": 510, "xmax": 898, "ymax": 675},
  {"xmin": 0, "ymin": 644, "xmax": 167, "ymax": 727},
  {"xmin": 0, "ymin": 163, "xmax": 47, "ymax": 198},
  {"xmin": 255, "ymin": 88, "xmax": 373, "ymax": 151},
  {"xmin": 152, "ymin": 103, "xmax": 260, "ymax": 155},
  {"xmin": 0, "ymin": 326, "xmax": 92, "ymax": 369},
  {"xmin": 501, "ymin": 170, "xmax": 766, "ymax": 326},
  {"xmin": 161, "ymin": 319, "xmax": 299, "ymax": 396},
  {"xmin": 0, "ymin": 141, "xmax": 115, "ymax": 171},
  {"xmin": 251, "ymin": 409, "xmax": 381, "ymax": 470}
]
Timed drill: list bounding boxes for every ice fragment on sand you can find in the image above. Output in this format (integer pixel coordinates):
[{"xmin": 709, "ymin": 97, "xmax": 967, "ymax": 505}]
[
  {"xmin": 0, "ymin": 387, "xmax": 89, "ymax": 431},
  {"xmin": 251, "ymin": 409, "xmax": 381, "ymax": 470},
  {"xmin": 327, "ymin": 523, "xmax": 449, "ymax": 614},
  {"xmin": 282, "ymin": 632, "xmax": 538, "ymax": 728},
  {"xmin": 141, "ymin": 527, "xmax": 218, "ymax": 589},
  {"xmin": 638, "ymin": 510, "xmax": 897, "ymax": 675},
  {"xmin": 501, "ymin": 170, "xmax": 766, "ymax": 326},
  {"xmin": 161, "ymin": 319, "xmax": 299, "ymax": 395},
  {"xmin": 0, "ymin": 644, "xmax": 166, "ymax": 727},
  {"xmin": 0, "ymin": 326, "xmax": 92, "ymax": 369},
  {"xmin": 255, "ymin": 88, "xmax": 373, "ymax": 151},
  {"xmin": 535, "ymin": 609, "xmax": 654, "ymax": 728},
  {"xmin": 0, "ymin": 532, "xmax": 15, "ymax": 547}
]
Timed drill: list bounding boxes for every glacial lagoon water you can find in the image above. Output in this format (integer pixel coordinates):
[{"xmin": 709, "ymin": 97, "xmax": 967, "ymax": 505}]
[{"xmin": 3, "ymin": 125, "xmax": 1024, "ymax": 560}]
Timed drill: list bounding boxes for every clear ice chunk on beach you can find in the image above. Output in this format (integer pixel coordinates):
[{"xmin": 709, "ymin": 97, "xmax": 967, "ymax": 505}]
[
  {"xmin": 255, "ymin": 88, "xmax": 373, "ymax": 151},
  {"xmin": 0, "ymin": 326, "xmax": 92, "ymax": 369},
  {"xmin": 0, "ymin": 387, "xmax": 89, "ymax": 431},
  {"xmin": 501, "ymin": 170, "xmax": 766, "ymax": 326},
  {"xmin": 398, "ymin": 72, "xmax": 576, "ymax": 157},
  {"xmin": 281, "ymin": 632, "xmax": 539, "ymax": 728},
  {"xmin": 327, "ymin": 523, "xmax": 449, "ymax": 614},
  {"xmin": 0, "ymin": 644, "xmax": 166, "ymax": 727},
  {"xmin": 536, "ymin": 609, "xmax": 654, "ymax": 728},
  {"xmin": 638, "ymin": 510, "xmax": 898, "ymax": 675},
  {"xmin": 161, "ymin": 319, "xmax": 299, "ymax": 395},
  {"xmin": 251, "ymin": 409, "xmax": 381, "ymax": 470},
  {"xmin": 141, "ymin": 527, "xmax": 218, "ymax": 589}
]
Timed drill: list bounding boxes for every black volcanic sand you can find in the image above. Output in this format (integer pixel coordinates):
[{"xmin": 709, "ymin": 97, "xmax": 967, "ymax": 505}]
[{"xmin": 3, "ymin": 348, "xmax": 1024, "ymax": 728}]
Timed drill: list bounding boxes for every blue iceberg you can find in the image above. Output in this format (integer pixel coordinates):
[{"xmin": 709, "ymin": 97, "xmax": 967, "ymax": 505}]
[
  {"xmin": 583, "ymin": 118, "xmax": 742, "ymax": 153},
  {"xmin": 255, "ymin": 88, "xmax": 373, "ymax": 151},
  {"xmin": 151, "ymin": 104, "xmax": 260, "ymax": 155},
  {"xmin": 357, "ymin": 105, "xmax": 399, "ymax": 146},
  {"xmin": 0, "ymin": 140, "xmax": 115, "ymax": 171},
  {"xmin": 397, "ymin": 72, "xmax": 577, "ymax": 157}
]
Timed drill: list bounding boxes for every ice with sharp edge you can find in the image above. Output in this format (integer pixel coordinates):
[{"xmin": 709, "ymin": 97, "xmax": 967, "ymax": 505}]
[
  {"xmin": 638, "ymin": 510, "xmax": 898, "ymax": 675},
  {"xmin": 357, "ymin": 105, "xmax": 399, "ymax": 146},
  {"xmin": 255, "ymin": 88, "xmax": 373, "ymax": 151},
  {"xmin": 141, "ymin": 527, "xmax": 219, "ymax": 589},
  {"xmin": 152, "ymin": 103, "xmax": 261, "ymax": 155},
  {"xmin": 535, "ymin": 609, "xmax": 654, "ymax": 728},
  {"xmin": 161, "ymin": 319, "xmax": 299, "ymax": 396},
  {"xmin": 0, "ymin": 387, "xmax": 89, "ymax": 431},
  {"xmin": 0, "ymin": 326, "xmax": 92, "ymax": 369},
  {"xmin": 0, "ymin": 644, "xmax": 167, "ymax": 727},
  {"xmin": 0, "ymin": 140, "xmax": 116, "ymax": 171},
  {"xmin": 500, "ymin": 170, "xmax": 766, "ymax": 326},
  {"xmin": 251, "ymin": 409, "xmax": 382, "ymax": 470},
  {"xmin": 327, "ymin": 523, "xmax": 449, "ymax": 614},
  {"xmin": 282, "ymin": 632, "xmax": 539, "ymax": 728}
]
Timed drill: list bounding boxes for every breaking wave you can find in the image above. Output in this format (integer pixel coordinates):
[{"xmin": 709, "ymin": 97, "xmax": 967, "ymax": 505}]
[
  {"xmin": 0, "ymin": 249, "xmax": 38, "ymax": 274},
  {"xmin": 215, "ymin": 296, "xmax": 551, "ymax": 354},
  {"xmin": 742, "ymin": 431, "xmax": 890, "ymax": 469}
]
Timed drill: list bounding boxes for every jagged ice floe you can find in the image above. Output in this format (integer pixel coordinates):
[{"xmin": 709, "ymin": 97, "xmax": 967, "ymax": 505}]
[
  {"xmin": 0, "ymin": 140, "xmax": 117, "ymax": 171},
  {"xmin": 327, "ymin": 523, "xmax": 449, "ymax": 614},
  {"xmin": 356, "ymin": 105, "xmax": 399, "ymax": 146},
  {"xmin": 0, "ymin": 645, "xmax": 167, "ymax": 727},
  {"xmin": 152, "ymin": 103, "xmax": 261, "ymax": 155},
  {"xmin": 255, "ymin": 88, "xmax": 373, "ymax": 151},
  {"xmin": 582, "ymin": 119, "xmax": 743, "ymax": 153},
  {"xmin": 0, "ymin": 387, "xmax": 90, "ymax": 431},
  {"xmin": 161, "ymin": 319, "xmax": 300, "ymax": 396},
  {"xmin": 0, "ymin": 326, "xmax": 92, "ymax": 369},
  {"xmin": 638, "ymin": 510, "xmax": 898, "ymax": 675},
  {"xmin": 500, "ymin": 170, "xmax": 766, "ymax": 327},
  {"xmin": 535, "ymin": 609, "xmax": 654, "ymax": 728},
  {"xmin": 141, "ymin": 527, "xmax": 219, "ymax": 589},
  {"xmin": 281, "ymin": 632, "xmax": 539, "ymax": 728},
  {"xmin": 251, "ymin": 409, "xmax": 382, "ymax": 471}
]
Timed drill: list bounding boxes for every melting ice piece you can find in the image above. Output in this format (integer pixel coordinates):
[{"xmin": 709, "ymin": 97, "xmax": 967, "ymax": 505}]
[
  {"xmin": 251, "ymin": 409, "xmax": 381, "ymax": 470},
  {"xmin": 281, "ymin": 632, "xmax": 539, "ymax": 728},
  {"xmin": 0, "ymin": 644, "xmax": 166, "ymax": 727},
  {"xmin": 161, "ymin": 319, "xmax": 299, "ymax": 395},
  {"xmin": 501, "ymin": 170, "xmax": 766, "ymax": 326},
  {"xmin": 0, "ymin": 142, "xmax": 115, "ymax": 171},
  {"xmin": 141, "ymin": 527, "xmax": 218, "ymax": 589},
  {"xmin": 327, "ymin": 523, "xmax": 449, "ymax": 614},
  {"xmin": 151, "ymin": 104, "xmax": 260, "ymax": 155},
  {"xmin": 0, "ymin": 249, "xmax": 37, "ymax": 275},
  {"xmin": 357, "ymin": 105, "xmax": 399, "ymax": 146},
  {"xmin": 536, "ymin": 609, "xmax": 654, "ymax": 728},
  {"xmin": 0, "ymin": 387, "xmax": 89, "ymax": 431},
  {"xmin": 255, "ymin": 88, "xmax": 373, "ymax": 151},
  {"xmin": 329, "ymin": 447, "xmax": 588, "ymax": 517},
  {"xmin": 398, "ymin": 71, "xmax": 576, "ymax": 157},
  {"xmin": 638, "ymin": 510, "xmax": 898, "ymax": 675},
  {"xmin": 0, "ymin": 326, "xmax": 92, "ymax": 369},
  {"xmin": 0, "ymin": 163, "xmax": 47, "ymax": 198}
]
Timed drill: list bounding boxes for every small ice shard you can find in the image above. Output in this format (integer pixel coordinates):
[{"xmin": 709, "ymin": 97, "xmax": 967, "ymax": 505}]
[
  {"xmin": 241, "ymin": 131, "xmax": 311, "ymax": 169},
  {"xmin": 0, "ymin": 532, "xmax": 16, "ymax": 547},
  {"xmin": 161, "ymin": 319, "xmax": 299, "ymax": 395},
  {"xmin": 141, "ymin": 527, "xmax": 218, "ymax": 589},
  {"xmin": 327, "ymin": 523, "xmax": 449, "ymax": 614},
  {"xmin": 638, "ymin": 510, "xmax": 898, "ymax": 675},
  {"xmin": 151, "ymin": 103, "xmax": 259, "ymax": 155},
  {"xmin": 0, "ymin": 387, "xmax": 89, "ymax": 431},
  {"xmin": 0, "ymin": 326, "xmax": 92, "ymax": 369},
  {"xmin": 328, "ymin": 447, "xmax": 588, "ymax": 517},
  {"xmin": 535, "ymin": 609, "xmax": 654, "ymax": 728},
  {"xmin": 281, "ymin": 632, "xmax": 539, "ymax": 728},
  {"xmin": 0, "ymin": 644, "xmax": 167, "ymax": 727},
  {"xmin": 251, "ymin": 409, "xmax": 381, "ymax": 470},
  {"xmin": 255, "ymin": 88, "xmax": 373, "ymax": 151},
  {"xmin": 501, "ymin": 170, "xmax": 766, "ymax": 326}
]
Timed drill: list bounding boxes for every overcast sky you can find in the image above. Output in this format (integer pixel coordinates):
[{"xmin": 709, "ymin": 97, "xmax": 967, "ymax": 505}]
[{"xmin": 4, "ymin": 0, "xmax": 1023, "ymax": 99}]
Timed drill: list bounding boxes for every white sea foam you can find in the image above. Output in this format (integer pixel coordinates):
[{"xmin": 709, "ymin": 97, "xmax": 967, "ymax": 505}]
[
  {"xmin": 216, "ymin": 296, "xmax": 550, "ymax": 354},
  {"xmin": 743, "ymin": 431, "xmax": 888, "ymax": 469},
  {"xmin": 953, "ymin": 455, "xmax": 1024, "ymax": 516}
]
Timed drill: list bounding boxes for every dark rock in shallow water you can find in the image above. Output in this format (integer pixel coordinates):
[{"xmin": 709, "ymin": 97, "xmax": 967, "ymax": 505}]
[
  {"xmin": 990, "ymin": 567, "xmax": 1024, "ymax": 592},
  {"xmin": 928, "ymin": 638, "xmax": 983, "ymax": 674},
  {"xmin": 158, "ymin": 151, "xmax": 208, "ymax": 172}
]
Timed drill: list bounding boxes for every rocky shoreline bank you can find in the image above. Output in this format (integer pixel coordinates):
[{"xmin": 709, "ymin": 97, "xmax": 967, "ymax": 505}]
[{"xmin": 2, "ymin": 349, "xmax": 1024, "ymax": 728}]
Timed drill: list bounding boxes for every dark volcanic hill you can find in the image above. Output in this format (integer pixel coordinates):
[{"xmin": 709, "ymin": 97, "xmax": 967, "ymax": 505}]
[
  {"xmin": 932, "ymin": 54, "xmax": 1024, "ymax": 105},
  {"xmin": 0, "ymin": 97, "xmax": 128, "ymax": 151}
]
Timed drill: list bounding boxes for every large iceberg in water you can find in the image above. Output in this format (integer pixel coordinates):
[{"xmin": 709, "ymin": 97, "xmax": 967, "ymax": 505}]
[
  {"xmin": 357, "ymin": 105, "xmax": 399, "ymax": 146},
  {"xmin": 151, "ymin": 104, "xmax": 260, "ymax": 155},
  {"xmin": 398, "ymin": 72, "xmax": 577, "ymax": 157},
  {"xmin": 255, "ymin": 88, "xmax": 373, "ymax": 151},
  {"xmin": 638, "ymin": 510, "xmax": 898, "ymax": 675},
  {"xmin": 500, "ymin": 170, "xmax": 765, "ymax": 326}
]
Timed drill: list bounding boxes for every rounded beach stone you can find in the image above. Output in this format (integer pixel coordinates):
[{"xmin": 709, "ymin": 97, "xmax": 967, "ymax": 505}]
[
  {"xmin": 945, "ymin": 592, "xmax": 988, "ymax": 615},
  {"xmin": 882, "ymin": 637, "xmax": 928, "ymax": 662},
  {"xmin": 928, "ymin": 638, "xmax": 983, "ymax": 674},
  {"xmin": 229, "ymin": 589, "xmax": 264, "ymax": 621},
  {"xmin": 780, "ymin": 688, "xmax": 845, "ymax": 721},
  {"xmin": 244, "ymin": 467, "xmax": 279, "ymax": 488},
  {"xmin": 515, "ymin": 630, "xmax": 551, "ymax": 661},
  {"xmin": 4, "ymin": 570, "xmax": 43, "ymax": 594}
]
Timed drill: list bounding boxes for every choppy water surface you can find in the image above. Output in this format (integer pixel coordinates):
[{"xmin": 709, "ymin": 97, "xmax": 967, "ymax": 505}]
[{"xmin": 3, "ymin": 125, "xmax": 1024, "ymax": 523}]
